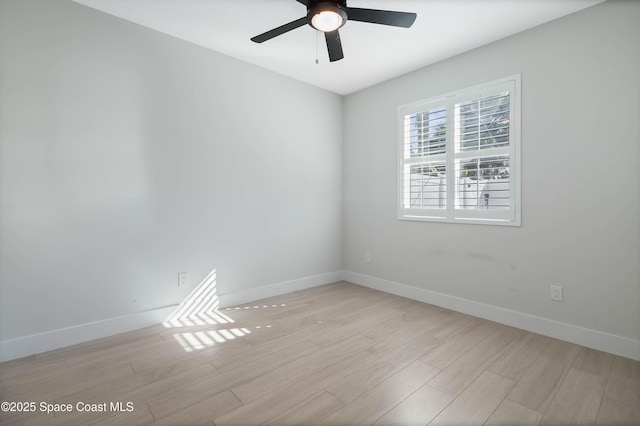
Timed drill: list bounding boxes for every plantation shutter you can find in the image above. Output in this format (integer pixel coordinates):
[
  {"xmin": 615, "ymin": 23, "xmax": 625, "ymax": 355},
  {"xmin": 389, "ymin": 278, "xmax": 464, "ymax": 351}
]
[
  {"xmin": 400, "ymin": 100, "xmax": 448, "ymax": 214},
  {"xmin": 398, "ymin": 76, "xmax": 520, "ymax": 225},
  {"xmin": 452, "ymin": 81, "xmax": 515, "ymax": 221}
]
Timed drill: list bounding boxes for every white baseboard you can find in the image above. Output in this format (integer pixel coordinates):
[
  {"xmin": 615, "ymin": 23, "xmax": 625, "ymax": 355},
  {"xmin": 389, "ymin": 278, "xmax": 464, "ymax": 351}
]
[
  {"xmin": 5, "ymin": 270, "xmax": 636, "ymax": 362},
  {"xmin": 0, "ymin": 270, "xmax": 344, "ymax": 363},
  {"xmin": 0, "ymin": 305, "xmax": 177, "ymax": 363},
  {"xmin": 218, "ymin": 271, "xmax": 344, "ymax": 308},
  {"xmin": 343, "ymin": 271, "xmax": 640, "ymax": 361}
]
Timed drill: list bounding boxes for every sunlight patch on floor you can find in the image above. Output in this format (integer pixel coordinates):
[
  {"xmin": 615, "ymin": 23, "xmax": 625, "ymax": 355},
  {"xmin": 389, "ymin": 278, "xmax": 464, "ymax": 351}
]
[
  {"xmin": 164, "ymin": 268, "xmax": 283, "ymax": 352},
  {"xmin": 173, "ymin": 327, "xmax": 250, "ymax": 352}
]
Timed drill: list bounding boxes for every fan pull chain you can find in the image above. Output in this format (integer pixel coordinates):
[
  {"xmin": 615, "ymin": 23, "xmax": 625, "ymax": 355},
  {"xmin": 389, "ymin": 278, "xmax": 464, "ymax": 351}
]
[{"xmin": 315, "ymin": 30, "xmax": 319, "ymax": 64}]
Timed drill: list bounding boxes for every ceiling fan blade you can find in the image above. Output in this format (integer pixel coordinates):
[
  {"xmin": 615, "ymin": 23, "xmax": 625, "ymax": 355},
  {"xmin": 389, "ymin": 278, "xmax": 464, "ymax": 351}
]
[
  {"xmin": 346, "ymin": 8, "xmax": 417, "ymax": 28},
  {"xmin": 296, "ymin": 0, "xmax": 309, "ymax": 5},
  {"xmin": 251, "ymin": 17, "xmax": 308, "ymax": 43},
  {"xmin": 324, "ymin": 30, "xmax": 344, "ymax": 62}
]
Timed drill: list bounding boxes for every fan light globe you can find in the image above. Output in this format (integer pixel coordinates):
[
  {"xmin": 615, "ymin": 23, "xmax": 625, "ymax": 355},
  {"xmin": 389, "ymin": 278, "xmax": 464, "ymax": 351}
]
[{"xmin": 311, "ymin": 10, "xmax": 343, "ymax": 32}]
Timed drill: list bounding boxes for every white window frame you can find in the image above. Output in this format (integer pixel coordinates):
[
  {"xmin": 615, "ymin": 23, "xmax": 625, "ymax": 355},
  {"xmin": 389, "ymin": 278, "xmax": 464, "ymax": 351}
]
[{"xmin": 397, "ymin": 74, "xmax": 521, "ymax": 226}]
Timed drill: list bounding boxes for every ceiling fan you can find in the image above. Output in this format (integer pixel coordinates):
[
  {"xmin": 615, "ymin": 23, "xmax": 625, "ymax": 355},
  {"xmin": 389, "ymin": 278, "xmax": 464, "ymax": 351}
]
[{"xmin": 251, "ymin": 0, "xmax": 417, "ymax": 62}]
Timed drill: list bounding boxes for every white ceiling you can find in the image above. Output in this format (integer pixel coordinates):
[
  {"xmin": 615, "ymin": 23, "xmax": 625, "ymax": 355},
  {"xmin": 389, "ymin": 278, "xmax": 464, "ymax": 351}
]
[{"xmin": 70, "ymin": 0, "xmax": 604, "ymax": 95}]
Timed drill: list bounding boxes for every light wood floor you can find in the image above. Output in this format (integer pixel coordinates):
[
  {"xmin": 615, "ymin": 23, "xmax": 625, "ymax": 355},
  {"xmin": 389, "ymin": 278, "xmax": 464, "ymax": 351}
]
[{"xmin": 1, "ymin": 282, "xmax": 638, "ymax": 425}]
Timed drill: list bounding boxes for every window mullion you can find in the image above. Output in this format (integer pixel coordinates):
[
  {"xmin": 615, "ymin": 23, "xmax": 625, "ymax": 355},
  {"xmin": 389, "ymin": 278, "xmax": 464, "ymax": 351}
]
[{"xmin": 446, "ymin": 95, "xmax": 456, "ymax": 219}]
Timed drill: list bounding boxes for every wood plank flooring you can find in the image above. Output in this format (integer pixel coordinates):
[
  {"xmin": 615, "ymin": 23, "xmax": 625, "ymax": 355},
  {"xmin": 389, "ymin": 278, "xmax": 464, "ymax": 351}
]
[{"xmin": 1, "ymin": 281, "xmax": 638, "ymax": 425}]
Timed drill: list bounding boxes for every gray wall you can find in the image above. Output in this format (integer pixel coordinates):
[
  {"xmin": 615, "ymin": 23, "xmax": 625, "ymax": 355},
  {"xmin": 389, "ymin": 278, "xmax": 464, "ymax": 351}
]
[
  {"xmin": 1, "ymin": 0, "xmax": 638, "ymax": 351},
  {"xmin": 343, "ymin": 1, "xmax": 640, "ymax": 342},
  {"xmin": 0, "ymin": 0, "xmax": 343, "ymax": 341}
]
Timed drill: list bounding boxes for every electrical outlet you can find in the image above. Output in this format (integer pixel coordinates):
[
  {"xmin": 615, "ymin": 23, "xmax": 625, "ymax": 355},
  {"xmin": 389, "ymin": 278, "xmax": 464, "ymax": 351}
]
[
  {"xmin": 364, "ymin": 253, "xmax": 371, "ymax": 264},
  {"xmin": 550, "ymin": 285, "xmax": 563, "ymax": 302},
  {"xmin": 178, "ymin": 272, "xmax": 188, "ymax": 288}
]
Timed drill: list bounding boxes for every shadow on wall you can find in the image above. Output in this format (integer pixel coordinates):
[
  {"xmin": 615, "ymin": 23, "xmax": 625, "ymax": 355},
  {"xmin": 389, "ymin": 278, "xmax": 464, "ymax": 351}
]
[{"xmin": 163, "ymin": 268, "xmax": 285, "ymax": 352}]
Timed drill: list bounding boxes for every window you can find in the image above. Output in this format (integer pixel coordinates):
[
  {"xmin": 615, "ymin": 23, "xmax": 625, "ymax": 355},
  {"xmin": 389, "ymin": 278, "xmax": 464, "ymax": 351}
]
[{"xmin": 398, "ymin": 75, "xmax": 521, "ymax": 226}]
